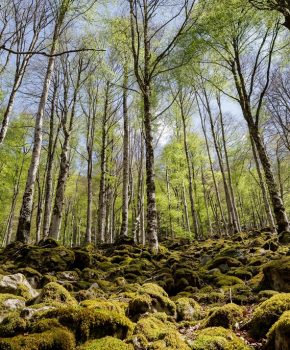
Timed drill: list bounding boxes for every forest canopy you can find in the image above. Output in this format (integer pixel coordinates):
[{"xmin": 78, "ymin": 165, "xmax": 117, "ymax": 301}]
[{"xmin": 0, "ymin": 0, "xmax": 289, "ymax": 251}]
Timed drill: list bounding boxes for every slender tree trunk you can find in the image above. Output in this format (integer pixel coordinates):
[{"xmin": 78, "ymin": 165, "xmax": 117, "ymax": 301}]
[
  {"xmin": 182, "ymin": 181, "xmax": 191, "ymax": 233},
  {"xmin": 166, "ymin": 166, "xmax": 173, "ymax": 239},
  {"xmin": 43, "ymin": 83, "xmax": 60, "ymax": 238},
  {"xmin": 120, "ymin": 67, "xmax": 130, "ymax": 237},
  {"xmin": 98, "ymin": 83, "xmax": 110, "ymax": 243},
  {"xmin": 15, "ymin": 4, "xmax": 69, "ymax": 242},
  {"xmin": 180, "ymin": 100, "xmax": 199, "ymax": 238}
]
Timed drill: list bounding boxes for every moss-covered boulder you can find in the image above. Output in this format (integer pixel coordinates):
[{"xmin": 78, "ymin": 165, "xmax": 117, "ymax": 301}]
[
  {"xmin": 127, "ymin": 283, "xmax": 176, "ymax": 321},
  {"xmin": 79, "ymin": 337, "xmax": 134, "ymax": 350},
  {"xmin": 260, "ymin": 257, "xmax": 290, "ymax": 292},
  {"xmin": 175, "ymin": 297, "xmax": 202, "ymax": 321},
  {"xmin": 265, "ymin": 310, "xmax": 290, "ymax": 350},
  {"xmin": 0, "ymin": 273, "xmax": 38, "ymax": 299},
  {"xmin": 0, "ymin": 327, "xmax": 76, "ymax": 350},
  {"xmin": 245, "ymin": 293, "xmax": 290, "ymax": 339},
  {"xmin": 17, "ymin": 245, "xmax": 75, "ymax": 272},
  {"xmin": 133, "ymin": 313, "xmax": 190, "ymax": 350},
  {"xmin": 44, "ymin": 306, "xmax": 133, "ymax": 342},
  {"xmin": 278, "ymin": 231, "xmax": 290, "ymax": 244},
  {"xmin": 80, "ymin": 298, "xmax": 126, "ymax": 314},
  {"xmin": 0, "ymin": 294, "xmax": 25, "ymax": 321},
  {"xmin": 191, "ymin": 327, "xmax": 251, "ymax": 350},
  {"xmin": 0, "ymin": 312, "xmax": 27, "ymax": 337},
  {"xmin": 34, "ymin": 282, "xmax": 77, "ymax": 306},
  {"xmin": 203, "ymin": 303, "xmax": 243, "ymax": 329}
]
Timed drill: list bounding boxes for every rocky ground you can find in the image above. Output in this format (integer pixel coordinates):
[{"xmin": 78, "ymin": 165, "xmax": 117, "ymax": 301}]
[{"xmin": 0, "ymin": 230, "xmax": 289, "ymax": 350}]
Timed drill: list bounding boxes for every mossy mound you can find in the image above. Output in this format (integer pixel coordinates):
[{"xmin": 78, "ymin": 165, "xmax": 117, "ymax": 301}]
[
  {"xmin": 175, "ymin": 297, "xmax": 202, "ymax": 321},
  {"xmin": 128, "ymin": 283, "xmax": 176, "ymax": 319},
  {"xmin": 0, "ymin": 312, "xmax": 27, "ymax": 337},
  {"xmin": 80, "ymin": 298, "xmax": 126, "ymax": 314},
  {"xmin": 132, "ymin": 313, "xmax": 190, "ymax": 350},
  {"xmin": 245, "ymin": 293, "xmax": 290, "ymax": 339},
  {"xmin": 265, "ymin": 310, "xmax": 290, "ymax": 350},
  {"xmin": 191, "ymin": 327, "xmax": 251, "ymax": 350},
  {"xmin": 260, "ymin": 257, "xmax": 290, "ymax": 292},
  {"xmin": 79, "ymin": 337, "xmax": 134, "ymax": 350},
  {"xmin": 0, "ymin": 327, "xmax": 76, "ymax": 350},
  {"xmin": 16, "ymin": 245, "xmax": 75, "ymax": 272},
  {"xmin": 34, "ymin": 282, "xmax": 77, "ymax": 306},
  {"xmin": 43, "ymin": 306, "xmax": 133, "ymax": 342},
  {"xmin": 203, "ymin": 303, "xmax": 243, "ymax": 329}
]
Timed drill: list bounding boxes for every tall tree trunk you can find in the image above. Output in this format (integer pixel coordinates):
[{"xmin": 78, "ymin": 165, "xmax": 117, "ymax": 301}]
[
  {"xmin": 120, "ymin": 67, "xmax": 130, "ymax": 237},
  {"xmin": 250, "ymin": 136, "xmax": 276, "ymax": 231},
  {"xmin": 97, "ymin": 83, "xmax": 110, "ymax": 243},
  {"xmin": 180, "ymin": 99, "xmax": 200, "ymax": 238},
  {"xmin": 15, "ymin": 3, "xmax": 68, "ymax": 242}
]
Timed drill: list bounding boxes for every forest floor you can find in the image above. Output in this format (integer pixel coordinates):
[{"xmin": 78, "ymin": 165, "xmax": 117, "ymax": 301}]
[{"xmin": 0, "ymin": 230, "xmax": 289, "ymax": 350}]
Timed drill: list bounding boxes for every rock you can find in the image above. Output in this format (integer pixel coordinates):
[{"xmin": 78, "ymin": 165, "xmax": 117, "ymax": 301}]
[
  {"xmin": 245, "ymin": 293, "xmax": 290, "ymax": 339},
  {"xmin": 191, "ymin": 327, "xmax": 251, "ymax": 350},
  {"xmin": 0, "ymin": 327, "xmax": 76, "ymax": 350},
  {"xmin": 203, "ymin": 303, "xmax": 243, "ymax": 329},
  {"xmin": 79, "ymin": 337, "xmax": 134, "ymax": 350},
  {"xmin": 56, "ymin": 270, "xmax": 79, "ymax": 282},
  {"xmin": 0, "ymin": 273, "xmax": 39, "ymax": 299},
  {"xmin": 265, "ymin": 310, "xmax": 290, "ymax": 350},
  {"xmin": 278, "ymin": 231, "xmax": 290, "ymax": 244},
  {"xmin": 34, "ymin": 282, "xmax": 77, "ymax": 306},
  {"xmin": 175, "ymin": 297, "xmax": 202, "ymax": 321},
  {"xmin": 0, "ymin": 294, "xmax": 25, "ymax": 322},
  {"xmin": 21, "ymin": 305, "xmax": 57, "ymax": 319},
  {"xmin": 261, "ymin": 257, "xmax": 290, "ymax": 292}
]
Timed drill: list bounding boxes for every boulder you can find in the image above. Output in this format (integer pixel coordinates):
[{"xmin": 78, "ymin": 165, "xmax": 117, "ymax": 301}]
[
  {"xmin": 265, "ymin": 310, "xmax": 290, "ymax": 350},
  {"xmin": 0, "ymin": 273, "xmax": 38, "ymax": 299},
  {"xmin": 261, "ymin": 257, "xmax": 290, "ymax": 292},
  {"xmin": 0, "ymin": 294, "xmax": 25, "ymax": 322}
]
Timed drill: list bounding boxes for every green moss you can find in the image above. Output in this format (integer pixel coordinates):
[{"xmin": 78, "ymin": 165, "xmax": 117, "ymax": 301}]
[
  {"xmin": 0, "ymin": 312, "xmax": 27, "ymax": 337},
  {"xmin": 134, "ymin": 314, "xmax": 172, "ymax": 341},
  {"xmin": 195, "ymin": 291, "xmax": 226, "ymax": 304},
  {"xmin": 207, "ymin": 257, "xmax": 242, "ymax": 270},
  {"xmin": 151, "ymin": 332, "xmax": 191, "ymax": 350},
  {"xmin": 246, "ymin": 293, "xmax": 290, "ymax": 338},
  {"xmin": 191, "ymin": 327, "xmax": 251, "ymax": 350},
  {"xmin": 127, "ymin": 293, "xmax": 152, "ymax": 320},
  {"xmin": 80, "ymin": 298, "xmax": 126, "ymax": 314},
  {"xmin": 79, "ymin": 337, "xmax": 134, "ymax": 350},
  {"xmin": 138, "ymin": 283, "xmax": 176, "ymax": 316},
  {"xmin": 227, "ymin": 268, "xmax": 252, "ymax": 281},
  {"xmin": 35, "ymin": 282, "xmax": 77, "ymax": 306},
  {"xmin": 214, "ymin": 273, "xmax": 244, "ymax": 288},
  {"xmin": 44, "ymin": 306, "xmax": 134, "ymax": 342},
  {"xmin": 0, "ymin": 327, "xmax": 76, "ymax": 350},
  {"xmin": 260, "ymin": 257, "xmax": 290, "ymax": 292},
  {"xmin": 265, "ymin": 310, "xmax": 290, "ymax": 350},
  {"xmin": 175, "ymin": 297, "xmax": 202, "ymax": 321},
  {"xmin": 203, "ymin": 303, "xmax": 243, "ymax": 329}
]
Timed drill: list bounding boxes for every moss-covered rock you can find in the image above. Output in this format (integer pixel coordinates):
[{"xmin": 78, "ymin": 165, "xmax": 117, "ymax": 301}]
[
  {"xmin": 80, "ymin": 298, "xmax": 126, "ymax": 314},
  {"xmin": 0, "ymin": 273, "xmax": 38, "ymax": 299},
  {"xmin": 0, "ymin": 327, "xmax": 76, "ymax": 350},
  {"xmin": 17, "ymin": 245, "xmax": 75, "ymax": 272},
  {"xmin": 260, "ymin": 257, "xmax": 290, "ymax": 292},
  {"xmin": 0, "ymin": 293, "xmax": 25, "ymax": 321},
  {"xmin": 133, "ymin": 313, "xmax": 190, "ymax": 350},
  {"xmin": 191, "ymin": 327, "xmax": 251, "ymax": 350},
  {"xmin": 34, "ymin": 282, "xmax": 77, "ymax": 306},
  {"xmin": 203, "ymin": 303, "xmax": 243, "ymax": 329},
  {"xmin": 245, "ymin": 293, "xmax": 290, "ymax": 339},
  {"xmin": 79, "ymin": 337, "xmax": 134, "ymax": 350},
  {"xmin": 175, "ymin": 297, "xmax": 202, "ymax": 321},
  {"xmin": 265, "ymin": 310, "xmax": 290, "ymax": 350},
  {"xmin": 0, "ymin": 312, "xmax": 27, "ymax": 337},
  {"xmin": 44, "ymin": 306, "xmax": 134, "ymax": 342}
]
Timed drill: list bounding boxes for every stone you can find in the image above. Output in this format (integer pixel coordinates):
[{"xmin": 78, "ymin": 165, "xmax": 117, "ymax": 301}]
[{"xmin": 0, "ymin": 273, "xmax": 39, "ymax": 299}]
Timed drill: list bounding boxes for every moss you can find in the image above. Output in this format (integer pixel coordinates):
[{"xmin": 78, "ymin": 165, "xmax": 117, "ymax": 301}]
[
  {"xmin": 127, "ymin": 293, "xmax": 152, "ymax": 320},
  {"xmin": 175, "ymin": 297, "xmax": 202, "ymax": 321},
  {"xmin": 17, "ymin": 246, "xmax": 75, "ymax": 272},
  {"xmin": 40, "ymin": 274, "xmax": 57, "ymax": 287},
  {"xmin": 203, "ymin": 303, "xmax": 243, "ymax": 329},
  {"xmin": 191, "ymin": 327, "xmax": 251, "ymax": 350},
  {"xmin": 207, "ymin": 257, "xmax": 242, "ymax": 270},
  {"xmin": 195, "ymin": 291, "xmax": 226, "ymax": 304},
  {"xmin": 227, "ymin": 268, "xmax": 252, "ymax": 281},
  {"xmin": 214, "ymin": 273, "xmax": 244, "ymax": 288},
  {"xmin": 34, "ymin": 282, "xmax": 77, "ymax": 306},
  {"xmin": 80, "ymin": 298, "xmax": 126, "ymax": 314},
  {"xmin": 134, "ymin": 314, "xmax": 171, "ymax": 341},
  {"xmin": 246, "ymin": 293, "xmax": 290, "ymax": 339},
  {"xmin": 44, "ymin": 306, "xmax": 134, "ymax": 342},
  {"xmin": 0, "ymin": 327, "xmax": 76, "ymax": 350},
  {"xmin": 138, "ymin": 283, "xmax": 176, "ymax": 316},
  {"xmin": 79, "ymin": 337, "xmax": 134, "ymax": 350},
  {"xmin": 151, "ymin": 332, "xmax": 191, "ymax": 350},
  {"xmin": 173, "ymin": 268, "xmax": 201, "ymax": 291},
  {"xmin": 0, "ymin": 312, "xmax": 27, "ymax": 337},
  {"xmin": 265, "ymin": 310, "xmax": 290, "ymax": 350},
  {"xmin": 260, "ymin": 257, "xmax": 290, "ymax": 292}
]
